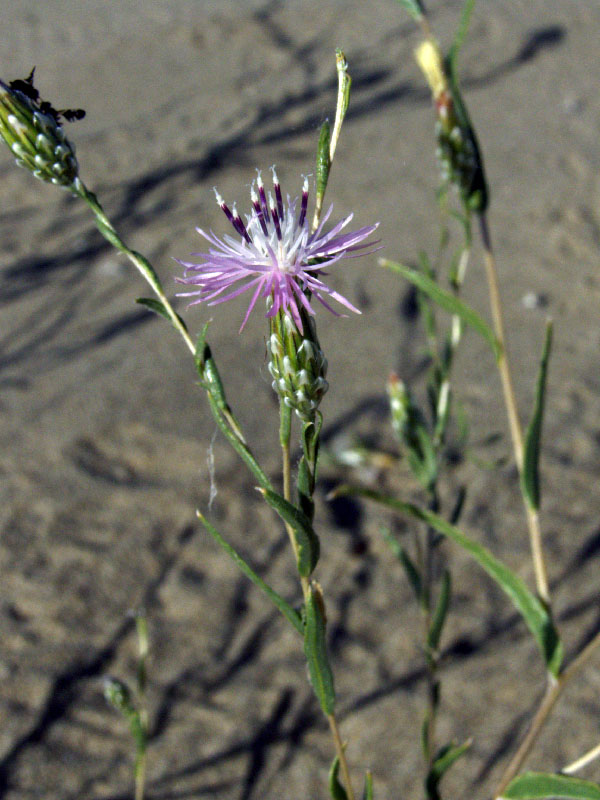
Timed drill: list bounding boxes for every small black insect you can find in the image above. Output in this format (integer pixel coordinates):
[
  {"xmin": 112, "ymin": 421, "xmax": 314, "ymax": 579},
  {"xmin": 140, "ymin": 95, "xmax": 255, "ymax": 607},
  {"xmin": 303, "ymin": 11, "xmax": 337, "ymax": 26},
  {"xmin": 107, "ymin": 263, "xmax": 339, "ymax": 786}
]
[
  {"xmin": 57, "ymin": 107, "xmax": 86, "ymax": 122},
  {"xmin": 9, "ymin": 67, "xmax": 85, "ymax": 124},
  {"xmin": 39, "ymin": 100, "xmax": 86, "ymax": 124},
  {"xmin": 9, "ymin": 67, "xmax": 39, "ymax": 103}
]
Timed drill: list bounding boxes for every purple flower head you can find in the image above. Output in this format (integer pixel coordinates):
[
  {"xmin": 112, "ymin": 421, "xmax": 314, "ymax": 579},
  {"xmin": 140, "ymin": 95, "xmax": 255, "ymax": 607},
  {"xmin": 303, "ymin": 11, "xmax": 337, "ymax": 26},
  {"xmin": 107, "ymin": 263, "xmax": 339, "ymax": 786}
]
[{"xmin": 175, "ymin": 167, "xmax": 379, "ymax": 332}]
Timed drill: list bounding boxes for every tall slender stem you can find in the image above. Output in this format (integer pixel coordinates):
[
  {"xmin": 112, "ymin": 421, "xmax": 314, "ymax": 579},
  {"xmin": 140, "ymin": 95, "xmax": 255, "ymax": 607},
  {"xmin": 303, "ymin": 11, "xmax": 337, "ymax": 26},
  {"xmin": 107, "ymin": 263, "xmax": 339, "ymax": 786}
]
[
  {"xmin": 493, "ymin": 629, "xmax": 600, "ymax": 798},
  {"xmin": 135, "ymin": 751, "xmax": 146, "ymax": 800},
  {"xmin": 279, "ymin": 401, "xmax": 310, "ymax": 599},
  {"xmin": 478, "ymin": 213, "xmax": 550, "ymax": 606},
  {"xmin": 422, "ymin": 490, "xmax": 441, "ymax": 771},
  {"xmin": 278, "ymin": 401, "xmax": 354, "ymax": 798}
]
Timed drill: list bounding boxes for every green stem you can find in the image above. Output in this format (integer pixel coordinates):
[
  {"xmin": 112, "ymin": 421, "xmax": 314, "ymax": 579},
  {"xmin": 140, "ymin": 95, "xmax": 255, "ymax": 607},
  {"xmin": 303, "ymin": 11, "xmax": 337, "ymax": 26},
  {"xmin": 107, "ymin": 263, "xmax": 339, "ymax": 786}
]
[
  {"xmin": 135, "ymin": 748, "xmax": 146, "ymax": 800},
  {"xmin": 328, "ymin": 713, "xmax": 356, "ymax": 800},
  {"xmin": 279, "ymin": 400, "xmax": 309, "ymax": 599}
]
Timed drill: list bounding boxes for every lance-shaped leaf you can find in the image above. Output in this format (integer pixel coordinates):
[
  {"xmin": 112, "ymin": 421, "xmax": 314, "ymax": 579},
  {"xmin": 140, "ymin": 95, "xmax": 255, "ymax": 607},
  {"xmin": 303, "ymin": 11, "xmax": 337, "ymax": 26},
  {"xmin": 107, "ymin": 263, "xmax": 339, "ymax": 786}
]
[
  {"xmin": 521, "ymin": 321, "xmax": 553, "ymax": 510},
  {"xmin": 316, "ymin": 120, "xmax": 331, "ymax": 206},
  {"xmin": 426, "ymin": 739, "xmax": 472, "ymax": 800},
  {"xmin": 428, "ymin": 570, "xmax": 451, "ymax": 653},
  {"xmin": 194, "ymin": 326, "xmax": 271, "ymax": 490},
  {"xmin": 304, "ymin": 582, "xmax": 336, "ymax": 715},
  {"xmin": 136, "ymin": 297, "xmax": 186, "ymax": 329},
  {"xmin": 380, "ymin": 259, "xmax": 500, "ymax": 360},
  {"xmin": 448, "ymin": 0, "xmax": 477, "ymax": 72},
  {"xmin": 297, "ymin": 414, "xmax": 322, "ymax": 522},
  {"xmin": 329, "ymin": 756, "xmax": 348, "ymax": 800},
  {"xmin": 382, "ymin": 527, "xmax": 423, "ymax": 604},
  {"xmin": 331, "ymin": 486, "xmax": 563, "ymax": 676},
  {"xmin": 259, "ymin": 488, "xmax": 320, "ymax": 577},
  {"xmin": 395, "ymin": 0, "xmax": 426, "ymax": 22},
  {"xmin": 503, "ymin": 772, "xmax": 600, "ymax": 800},
  {"xmin": 196, "ymin": 511, "xmax": 303, "ymax": 635}
]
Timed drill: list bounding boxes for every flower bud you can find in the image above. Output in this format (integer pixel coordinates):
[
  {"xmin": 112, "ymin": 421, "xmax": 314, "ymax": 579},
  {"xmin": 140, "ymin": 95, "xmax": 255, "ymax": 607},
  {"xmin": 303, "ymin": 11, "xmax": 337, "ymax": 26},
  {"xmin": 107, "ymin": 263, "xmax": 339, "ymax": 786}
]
[
  {"xmin": 103, "ymin": 677, "xmax": 135, "ymax": 716},
  {"xmin": 0, "ymin": 76, "xmax": 79, "ymax": 188},
  {"xmin": 268, "ymin": 307, "xmax": 328, "ymax": 422},
  {"xmin": 387, "ymin": 373, "xmax": 413, "ymax": 442},
  {"xmin": 415, "ymin": 40, "xmax": 488, "ymax": 212},
  {"xmin": 387, "ymin": 372, "xmax": 438, "ymax": 489}
]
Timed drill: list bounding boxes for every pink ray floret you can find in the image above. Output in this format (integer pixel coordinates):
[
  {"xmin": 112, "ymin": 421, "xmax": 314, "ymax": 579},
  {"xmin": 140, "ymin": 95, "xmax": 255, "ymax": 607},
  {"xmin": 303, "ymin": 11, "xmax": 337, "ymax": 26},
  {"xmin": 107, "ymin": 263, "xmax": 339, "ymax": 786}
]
[{"xmin": 175, "ymin": 168, "xmax": 379, "ymax": 332}]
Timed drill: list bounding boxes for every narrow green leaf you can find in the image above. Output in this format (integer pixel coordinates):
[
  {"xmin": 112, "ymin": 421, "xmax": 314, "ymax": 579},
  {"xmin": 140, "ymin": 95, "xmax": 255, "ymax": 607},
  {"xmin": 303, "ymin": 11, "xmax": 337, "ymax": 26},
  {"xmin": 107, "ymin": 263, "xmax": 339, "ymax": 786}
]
[
  {"xmin": 521, "ymin": 321, "xmax": 553, "ymax": 510},
  {"xmin": 136, "ymin": 296, "xmax": 188, "ymax": 332},
  {"xmin": 409, "ymin": 424, "xmax": 438, "ymax": 490},
  {"xmin": 196, "ymin": 511, "xmax": 303, "ymax": 635},
  {"xmin": 363, "ymin": 771, "xmax": 374, "ymax": 800},
  {"xmin": 422, "ymin": 714, "xmax": 432, "ymax": 762},
  {"xmin": 332, "ymin": 486, "xmax": 563, "ymax": 676},
  {"xmin": 136, "ymin": 297, "xmax": 170, "ymax": 321},
  {"xmin": 260, "ymin": 488, "xmax": 320, "ymax": 577},
  {"xmin": 416, "ymin": 251, "xmax": 438, "ymax": 350},
  {"xmin": 297, "ymin": 414, "xmax": 322, "ymax": 522},
  {"xmin": 335, "ymin": 48, "xmax": 351, "ymax": 125},
  {"xmin": 194, "ymin": 322, "xmax": 211, "ymax": 373},
  {"xmin": 382, "ymin": 527, "xmax": 423, "ymax": 603},
  {"xmin": 395, "ymin": 0, "xmax": 426, "ymax": 22},
  {"xmin": 426, "ymin": 739, "xmax": 471, "ymax": 800},
  {"xmin": 129, "ymin": 249, "xmax": 164, "ymax": 296},
  {"xmin": 428, "ymin": 570, "xmax": 451, "ymax": 652},
  {"xmin": 380, "ymin": 259, "xmax": 500, "ymax": 360},
  {"xmin": 449, "ymin": 0, "xmax": 477, "ymax": 71},
  {"xmin": 329, "ymin": 756, "xmax": 349, "ymax": 800},
  {"xmin": 195, "ymin": 325, "xmax": 249, "ymax": 448},
  {"xmin": 304, "ymin": 583, "xmax": 336, "ymax": 715},
  {"xmin": 504, "ymin": 772, "xmax": 600, "ymax": 800},
  {"xmin": 316, "ymin": 120, "xmax": 331, "ymax": 201}
]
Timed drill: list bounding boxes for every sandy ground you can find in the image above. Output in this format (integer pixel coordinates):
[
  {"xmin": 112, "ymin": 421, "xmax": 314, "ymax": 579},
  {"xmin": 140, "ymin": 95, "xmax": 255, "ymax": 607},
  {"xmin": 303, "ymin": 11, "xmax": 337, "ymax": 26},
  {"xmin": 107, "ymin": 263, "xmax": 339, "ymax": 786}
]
[{"xmin": 1, "ymin": 1, "xmax": 600, "ymax": 798}]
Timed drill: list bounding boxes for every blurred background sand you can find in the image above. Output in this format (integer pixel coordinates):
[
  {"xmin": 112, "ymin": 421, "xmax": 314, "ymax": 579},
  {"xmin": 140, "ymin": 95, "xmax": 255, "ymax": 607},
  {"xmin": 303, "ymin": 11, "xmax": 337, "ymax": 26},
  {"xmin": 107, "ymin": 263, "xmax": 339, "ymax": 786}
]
[{"xmin": 1, "ymin": 2, "xmax": 599, "ymax": 798}]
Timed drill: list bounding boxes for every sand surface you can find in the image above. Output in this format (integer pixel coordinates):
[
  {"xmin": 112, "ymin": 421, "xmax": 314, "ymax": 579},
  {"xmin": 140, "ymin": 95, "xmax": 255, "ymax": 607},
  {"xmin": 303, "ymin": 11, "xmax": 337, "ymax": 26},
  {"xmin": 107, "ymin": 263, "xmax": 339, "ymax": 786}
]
[{"xmin": 1, "ymin": 2, "xmax": 600, "ymax": 798}]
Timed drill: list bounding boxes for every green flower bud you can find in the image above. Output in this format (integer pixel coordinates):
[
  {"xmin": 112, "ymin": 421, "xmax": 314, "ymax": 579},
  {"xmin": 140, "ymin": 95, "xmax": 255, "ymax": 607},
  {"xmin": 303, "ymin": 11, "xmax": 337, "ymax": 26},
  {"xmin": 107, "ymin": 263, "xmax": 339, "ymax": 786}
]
[
  {"xmin": 103, "ymin": 677, "xmax": 135, "ymax": 716},
  {"xmin": 268, "ymin": 307, "xmax": 328, "ymax": 422},
  {"xmin": 387, "ymin": 373, "xmax": 413, "ymax": 442},
  {"xmin": 0, "ymin": 75, "xmax": 79, "ymax": 188},
  {"xmin": 387, "ymin": 373, "xmax": 438, "ymax": 489}
]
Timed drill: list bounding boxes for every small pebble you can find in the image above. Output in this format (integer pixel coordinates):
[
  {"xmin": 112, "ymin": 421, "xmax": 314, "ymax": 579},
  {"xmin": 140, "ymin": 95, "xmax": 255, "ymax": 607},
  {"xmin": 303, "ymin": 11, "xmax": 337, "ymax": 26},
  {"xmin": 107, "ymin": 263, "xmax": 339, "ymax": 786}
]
[{"xmin": 521, "ymin": 291, "xmax": 548, "ymax": 310}]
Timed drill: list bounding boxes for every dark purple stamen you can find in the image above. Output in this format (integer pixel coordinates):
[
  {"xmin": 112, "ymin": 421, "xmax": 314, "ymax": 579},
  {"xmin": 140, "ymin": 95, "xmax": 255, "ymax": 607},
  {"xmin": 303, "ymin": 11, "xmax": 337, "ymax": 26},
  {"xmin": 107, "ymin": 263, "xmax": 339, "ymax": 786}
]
[
  {"xmin": 232, "ymin": 206, "xmax": 252, "ymax": 244},
  {"xmin": 270, "ymin": 198, "xmax": 282, "ymax": 241},
  {"xmin": 257, "ymin": 180, "xmax": 270, "ymax": 223},
  {"xmin": 298, "ymin": 185, "xmax": 309, "ymax": 228},
  {"xmin": 218, "ymin": 197, "xmax": 237, "ymax": 230},
  {"xmin": 252, "ymin": 197, "xmax": 269, "ymax": 236},
  {"xmin": 273, "ymin": 177, "xmax": 284, "ymax": 221}
]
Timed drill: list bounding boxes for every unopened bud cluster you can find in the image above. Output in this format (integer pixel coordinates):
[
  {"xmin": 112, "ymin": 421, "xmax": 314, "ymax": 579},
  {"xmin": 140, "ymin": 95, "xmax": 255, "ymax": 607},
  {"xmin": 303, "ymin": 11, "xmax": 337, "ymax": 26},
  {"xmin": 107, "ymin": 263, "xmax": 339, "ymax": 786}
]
[
  {"xmin": 415, "ymin": 40, "xmax": 487, "ymax": 212},
  {"xmin": 0, "ymin": 79, "xmax": 79, "ymax": 188},
  {"xmin": 268, "ymin": 307, "xmax": 328, "ymax": 422},
  {"xmin": 103, "ymin": 677, "xmax": 135, "ymax": 716},
  {"xmin": 387, "ymin": 373, "xmax": 414, "ymax": 443}
]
